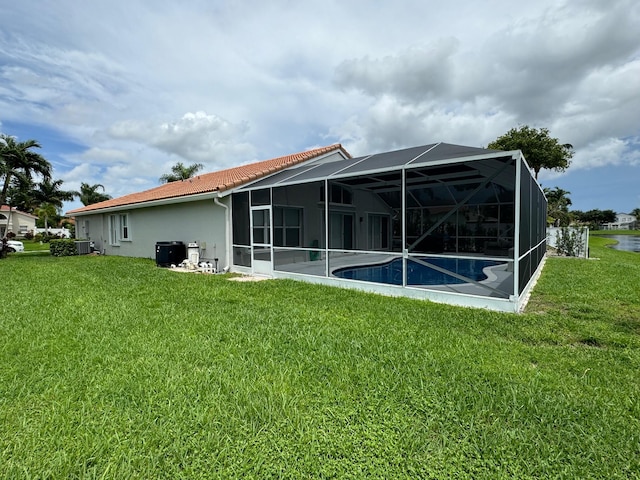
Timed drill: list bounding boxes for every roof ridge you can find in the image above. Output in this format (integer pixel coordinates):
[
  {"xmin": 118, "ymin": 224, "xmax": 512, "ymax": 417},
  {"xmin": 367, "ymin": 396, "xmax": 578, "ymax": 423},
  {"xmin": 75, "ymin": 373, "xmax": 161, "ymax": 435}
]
[{"xmin": 67, "ymin": 144, "xmax": 349, "ymax": 215}]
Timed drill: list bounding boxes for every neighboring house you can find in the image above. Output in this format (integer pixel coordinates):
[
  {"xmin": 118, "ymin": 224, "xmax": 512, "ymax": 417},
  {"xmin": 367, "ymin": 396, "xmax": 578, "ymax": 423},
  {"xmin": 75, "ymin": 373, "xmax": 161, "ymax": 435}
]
[
  {"xmin": 602, "ymin": 213, "xmax": 637, "ymax": 230},
  {"xmin": 68, "ymin": 142, "xmax": 547, "ymax": 312},
  {"xmin": 0, "ymin": 206, "xmax": 37, "ymax": 238}
]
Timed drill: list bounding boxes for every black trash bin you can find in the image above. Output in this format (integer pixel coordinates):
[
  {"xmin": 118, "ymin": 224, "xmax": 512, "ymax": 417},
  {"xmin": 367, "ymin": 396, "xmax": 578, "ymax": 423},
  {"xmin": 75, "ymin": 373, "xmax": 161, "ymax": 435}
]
[{"xmin": 155, "ymin": 241, "xmax": 186, "ymax": 267}]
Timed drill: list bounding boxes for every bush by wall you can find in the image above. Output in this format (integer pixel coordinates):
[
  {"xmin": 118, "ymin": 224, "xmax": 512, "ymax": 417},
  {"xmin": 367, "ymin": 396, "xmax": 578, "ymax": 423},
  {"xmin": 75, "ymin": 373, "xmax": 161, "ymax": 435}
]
[
  {"xmin": 49, "ymin": 239, "xmax": 79, "ymax": 257},
  {"xmin": 555, "ymin": 227, "xmax": 588, "ymax": 257}
]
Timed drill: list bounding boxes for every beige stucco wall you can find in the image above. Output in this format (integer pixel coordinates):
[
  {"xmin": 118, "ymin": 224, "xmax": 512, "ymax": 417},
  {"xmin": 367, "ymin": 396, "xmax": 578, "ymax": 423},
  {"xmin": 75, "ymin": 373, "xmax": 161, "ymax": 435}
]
[
  {"xmin": 74, "ymin": 197, "xmax": 230, "ymax": 268},
  {"xmin": 0, "ymin": 210, "xmax": 37, "ymax": 237}
]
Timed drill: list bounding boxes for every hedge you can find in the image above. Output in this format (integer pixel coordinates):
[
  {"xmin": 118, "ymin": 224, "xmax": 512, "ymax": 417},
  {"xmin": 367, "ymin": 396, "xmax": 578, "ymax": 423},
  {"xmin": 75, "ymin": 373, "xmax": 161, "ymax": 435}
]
[{"xmin": 49, "ymin": 239, "xmax": 79, "ymax": 257}]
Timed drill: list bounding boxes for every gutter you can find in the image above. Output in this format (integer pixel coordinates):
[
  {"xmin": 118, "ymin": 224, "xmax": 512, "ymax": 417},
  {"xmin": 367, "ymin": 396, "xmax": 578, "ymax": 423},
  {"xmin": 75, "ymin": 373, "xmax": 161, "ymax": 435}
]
[{"xmin": 67, "ymin": 191, "xmax": 219, "ymax": 216}]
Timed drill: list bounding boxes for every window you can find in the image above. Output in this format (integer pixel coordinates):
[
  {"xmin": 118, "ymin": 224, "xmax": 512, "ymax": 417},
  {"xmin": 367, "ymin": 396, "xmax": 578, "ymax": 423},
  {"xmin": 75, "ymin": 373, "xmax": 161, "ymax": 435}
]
[
  {"xmin": 119, "ymin": 214, "xmax": 130, "ymax": 240},
  {"xmin": 252, "ymin": 209, "xmax": 270, "ymax": 245},
  {"xmin": 321, "ymin": 183, "xmax": 353, "ymax": 205},
  {"xmin": 19, "ymin": 225, "xmax": 28, "ymax": 234},
  {"xmin": 274, "ymin": 206, "xmax": 302, "ymax": 247},
  {"xmin": 109, "ymin": 213, "xmax": 131, "ymax": 245}
]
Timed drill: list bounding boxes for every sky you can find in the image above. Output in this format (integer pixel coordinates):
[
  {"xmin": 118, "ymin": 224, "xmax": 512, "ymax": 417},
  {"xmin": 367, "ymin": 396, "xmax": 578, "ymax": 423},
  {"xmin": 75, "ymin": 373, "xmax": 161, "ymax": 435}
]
[{"xmin": 1, "ymin": 0, "xmax": 639, "ymax": 214}]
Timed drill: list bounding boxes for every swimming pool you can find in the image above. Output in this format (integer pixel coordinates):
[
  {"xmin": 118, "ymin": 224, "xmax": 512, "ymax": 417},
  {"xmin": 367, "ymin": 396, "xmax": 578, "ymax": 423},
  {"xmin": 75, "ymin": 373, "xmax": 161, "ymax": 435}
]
[{"xmin": 333, "ymin": 257, "xmax": 503, "ymax": 286}]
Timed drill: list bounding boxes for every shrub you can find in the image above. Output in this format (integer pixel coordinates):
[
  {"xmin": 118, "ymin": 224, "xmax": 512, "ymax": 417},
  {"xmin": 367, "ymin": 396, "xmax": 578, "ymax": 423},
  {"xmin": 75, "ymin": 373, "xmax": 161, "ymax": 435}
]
[
  {"xmin": 49, "ymin": 239, "xmax": 79, "ymax": 257},
  {"xmin": 24, "ymin": 231, "xmax": 34, "ymax": 240},
  {"xmin": 36, "ymin": 233, "xmax": 64, "ymax": 243},
  {"xmin": 556, "ymin": 226, "xmax": 586, "ymax": 257}
]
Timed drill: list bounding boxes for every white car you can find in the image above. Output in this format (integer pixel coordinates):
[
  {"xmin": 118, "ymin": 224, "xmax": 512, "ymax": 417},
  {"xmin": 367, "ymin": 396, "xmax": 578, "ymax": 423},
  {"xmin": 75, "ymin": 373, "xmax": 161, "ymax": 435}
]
[{"xmin": 5, "ymin": 240, "xmax": 24, "ymax": 252}]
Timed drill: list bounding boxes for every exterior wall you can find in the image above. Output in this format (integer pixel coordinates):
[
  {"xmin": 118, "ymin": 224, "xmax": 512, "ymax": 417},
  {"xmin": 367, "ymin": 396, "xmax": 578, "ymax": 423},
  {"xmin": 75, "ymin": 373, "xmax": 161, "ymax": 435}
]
[
  {"xmin": 74, "ymin": 197, "xmax": 231, "ymax": 268},
  {"xmin": 0, "ymin": 210, "xmax": 37, "ymax": 238},
  {"xmin": 351, "ymin": 188, "xmax": 394, "ymax": 251},
  {"xmin": 271, "ymin": 183, "xmax": 392, "ymax": 250}
]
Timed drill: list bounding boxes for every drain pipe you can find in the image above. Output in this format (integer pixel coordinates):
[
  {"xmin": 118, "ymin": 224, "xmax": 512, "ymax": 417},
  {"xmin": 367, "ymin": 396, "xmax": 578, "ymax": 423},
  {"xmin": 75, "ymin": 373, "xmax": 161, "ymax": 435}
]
[{"xmin": 214, "ymin": 196, "xmax": 231, "ymax": 271}]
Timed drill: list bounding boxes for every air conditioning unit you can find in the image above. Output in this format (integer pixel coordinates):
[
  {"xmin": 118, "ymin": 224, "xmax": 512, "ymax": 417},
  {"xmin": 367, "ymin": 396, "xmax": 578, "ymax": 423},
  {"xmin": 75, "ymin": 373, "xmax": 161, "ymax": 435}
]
[{"xmin": 75, "ymin": 240, "xmax": 91, "ymax": 255}]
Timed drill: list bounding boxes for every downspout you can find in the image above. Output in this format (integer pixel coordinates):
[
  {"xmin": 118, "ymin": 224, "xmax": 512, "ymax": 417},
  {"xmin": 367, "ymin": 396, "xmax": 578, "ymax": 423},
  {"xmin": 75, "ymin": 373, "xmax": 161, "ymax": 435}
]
[{"xmin": 214, "ymin": 196, "xmax": 231, "ymax": 271}]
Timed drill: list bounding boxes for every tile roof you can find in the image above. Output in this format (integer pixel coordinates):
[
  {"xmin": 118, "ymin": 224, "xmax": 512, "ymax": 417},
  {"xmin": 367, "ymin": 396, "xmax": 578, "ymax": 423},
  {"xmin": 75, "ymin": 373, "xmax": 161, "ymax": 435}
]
[
  {"xmin": 0, "ymin": 205, "xmax": 38, "ymax": 218},
  {"xmin": 67, "ymin": 144, "xmax": 350, "ymax": 215}
]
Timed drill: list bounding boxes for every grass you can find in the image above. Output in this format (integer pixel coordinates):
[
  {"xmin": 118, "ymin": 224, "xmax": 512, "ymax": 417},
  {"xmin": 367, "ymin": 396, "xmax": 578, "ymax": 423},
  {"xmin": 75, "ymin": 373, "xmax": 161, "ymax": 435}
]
[
  {"xmin": 1, "ymin": 240, "xmax": 639, "ymax": 478},
  {"xmin": 11, "ymin": 239, "xmax": 52, "ymax": 256},
  {"xmin": 591, "ymin": 229, "xmax": 640, "ymax": 236}
]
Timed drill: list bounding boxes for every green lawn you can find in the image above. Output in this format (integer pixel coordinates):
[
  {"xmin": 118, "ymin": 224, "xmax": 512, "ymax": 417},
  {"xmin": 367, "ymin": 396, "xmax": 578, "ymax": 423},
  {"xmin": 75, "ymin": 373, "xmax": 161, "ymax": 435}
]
[
  {"xmin": 591, "ymin": 229, "xmax": 640, "ymax": 236},
  {"xmin": 15, "ymin": 239, "xmax": 52, "ymax": 254},
  {"xmin": 1, "ymin": 239, "xmax": 639, "ymax": 478}
]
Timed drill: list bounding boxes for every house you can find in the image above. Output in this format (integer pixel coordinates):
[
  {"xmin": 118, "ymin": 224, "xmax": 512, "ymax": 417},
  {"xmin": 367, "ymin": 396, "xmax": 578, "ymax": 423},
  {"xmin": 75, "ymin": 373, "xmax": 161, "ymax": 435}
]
[
  {"xmin": 68, "ymin": 142, "xmax": 547, "ymax": 312},
  {"xmin": 66, "ymin": 145, "xmax": 350, "ymax": 267},
  {"xmin": 602, "ymin": 213, "xmax": 637, "ymax": 230},
  {"xmin": 0, "ymin": 206, "xmax": 37, "ymax": 238}
]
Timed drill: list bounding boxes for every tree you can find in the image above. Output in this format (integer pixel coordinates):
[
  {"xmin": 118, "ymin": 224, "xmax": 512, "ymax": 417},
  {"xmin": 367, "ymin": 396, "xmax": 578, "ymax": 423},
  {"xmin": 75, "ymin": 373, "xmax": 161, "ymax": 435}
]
[
  {"xmin": 34, "ymin": 177, "xmax": 76, "ymax": 209},
  {"xmin": 488, "ymin": 126, "xmax": 574, "ymax": 179},
  {"xmin": 159, "ymin": 162, "xmax": 204, "ymax": 183},
  {"xmin": 75, "ymin": 182, "xmax": 111, "ymax": 206},
  {"xmin": 544, "ymin": 186, "xmax": 572, "ymax": 227},
  {"xmin": 0, "ymin": 134, "xmax": 52, "ymax": 207},
  {"xmin": 575, "ymin": 209, "xmax": 617, "ymax": 230},
  {"xmin": 35, "ymin": 203, "xmax": 58, "ymax": 231},
  {"xmin": 6, "ymin": 174, "xmax": 38, "ymax": 213},
  {"xmin": 32, "ymin": 178, "xmax": 76, "ymax": 229}
]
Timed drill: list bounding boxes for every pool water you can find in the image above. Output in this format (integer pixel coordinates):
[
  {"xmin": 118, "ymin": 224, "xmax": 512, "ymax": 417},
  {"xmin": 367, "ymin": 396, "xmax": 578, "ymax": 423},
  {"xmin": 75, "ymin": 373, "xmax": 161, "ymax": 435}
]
[{"xmin": 333, "ymin": 257, "xmax": 503, "ymax": 286}]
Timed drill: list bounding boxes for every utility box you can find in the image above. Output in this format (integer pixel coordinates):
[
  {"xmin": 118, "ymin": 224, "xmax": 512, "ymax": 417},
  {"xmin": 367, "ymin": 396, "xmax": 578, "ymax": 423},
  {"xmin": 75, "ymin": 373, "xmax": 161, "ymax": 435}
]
[
  {"xmin": 156, "ymin": 241, "xmax": 186, "ymax": 267},
  {"xmin": 187, "ymin": 242, "xmax": 199, "ymax": 265},
  {"xmin": 75, "ymin": 240, "xmax": 91, "ymax": 255}
]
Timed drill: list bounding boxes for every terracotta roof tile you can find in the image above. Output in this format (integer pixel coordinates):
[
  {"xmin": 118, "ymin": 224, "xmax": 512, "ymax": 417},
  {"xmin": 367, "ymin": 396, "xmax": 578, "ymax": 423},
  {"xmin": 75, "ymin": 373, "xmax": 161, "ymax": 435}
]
[
  {"xmin": 1, "ymin": 205, "xmax": 38, "ymax": 218},
  {"xmin": 67, "ymin": 144, "xmax": 350, "ymax": 215}
]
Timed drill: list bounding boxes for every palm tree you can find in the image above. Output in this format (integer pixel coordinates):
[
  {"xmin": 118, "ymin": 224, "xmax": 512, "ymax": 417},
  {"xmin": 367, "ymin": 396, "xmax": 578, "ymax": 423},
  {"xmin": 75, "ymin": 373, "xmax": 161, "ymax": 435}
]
[
  {"xmin": 34, "ymin": 177, "xmax": 76, "ymax": 209},
  {"xmin": 75, "ymin": 182, "xmax": 111, "ymax": 206},
  {"xmin": 6, "ymin": 173, "xmax": 37, "ymax": 213},
  {"xmin": 544, "ymin": 187, "xmax": 572, "ymax": 227},
  {"xmin": 32, "ymin": 178, "xmax": 76, "ymax": 229},
  {"xmin": 35, "ymin": 203, "xmax": 58, "ymax": 231},
  {"xmin": 0, "ymin": 134, "xmax": 52, "ymax": 207},
  {"xmin": 159, "ymin": 162, "xmax": 204, "ymax": 183}
]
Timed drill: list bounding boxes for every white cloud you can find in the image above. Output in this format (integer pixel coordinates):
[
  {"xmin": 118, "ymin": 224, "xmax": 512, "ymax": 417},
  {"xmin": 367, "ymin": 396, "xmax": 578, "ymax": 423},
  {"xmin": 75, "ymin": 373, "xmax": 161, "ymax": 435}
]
[
  {"xmin": 108, "ymin": 111, "xmax": 256, "ymax": 167},
  {"xmin": 74, "ymin": 147, "xmax": 130, "ymax": 163},
  {"xmin": 574, "ymin": 138, "xmax": 631, "ymax": 170},
  {"xmin": 335, "ymin": 39, "xmax": 460, "ymax": 102},
  {"xmin": 539, "ymin": 137, "xmax": 640, "ymax": 187},
  {"xmin": 0, "ymin": 0, "xmax": 638, "ymax": 213}
]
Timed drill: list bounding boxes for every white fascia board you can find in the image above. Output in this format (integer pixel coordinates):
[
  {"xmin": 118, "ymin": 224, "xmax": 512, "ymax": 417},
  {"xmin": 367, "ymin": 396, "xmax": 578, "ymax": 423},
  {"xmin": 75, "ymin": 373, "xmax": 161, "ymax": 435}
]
[{"xmin": 69, "ymin": 191, "xmax": 220, "ymax": 216}]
